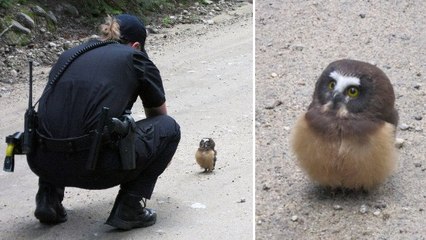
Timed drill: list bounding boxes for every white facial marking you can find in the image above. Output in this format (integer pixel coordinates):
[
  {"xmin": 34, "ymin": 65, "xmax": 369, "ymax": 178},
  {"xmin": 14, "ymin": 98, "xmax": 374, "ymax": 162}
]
[
  {"xmin": 329, "ymin": 71, "xmax": 360, "ymax": 93},
  {"xmin": 202, "ymin": 138, "xmax": 210, "ymax": 143}
]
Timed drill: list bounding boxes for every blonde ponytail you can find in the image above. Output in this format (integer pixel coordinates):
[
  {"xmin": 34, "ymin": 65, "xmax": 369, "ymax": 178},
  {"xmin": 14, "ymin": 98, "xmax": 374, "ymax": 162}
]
[{"xmin": 99, "ymin": 15, "xmax": 121, "ymax": 41}]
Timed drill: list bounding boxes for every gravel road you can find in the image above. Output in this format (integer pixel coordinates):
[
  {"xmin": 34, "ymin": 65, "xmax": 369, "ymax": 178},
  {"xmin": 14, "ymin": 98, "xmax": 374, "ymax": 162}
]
[
  {"xmin": 255, "ymin": 1, "xmax": 425, "ymax": 239},
  {"xmin": 0, "ymin": 3, "xmax": 253, "ymax": 239}
]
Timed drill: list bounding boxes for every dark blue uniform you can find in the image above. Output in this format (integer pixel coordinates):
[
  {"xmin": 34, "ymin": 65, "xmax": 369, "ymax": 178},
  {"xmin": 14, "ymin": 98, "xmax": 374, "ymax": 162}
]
[{"xmin": 27, "ymin": 39, "xmax": 180, "ymax": 199}]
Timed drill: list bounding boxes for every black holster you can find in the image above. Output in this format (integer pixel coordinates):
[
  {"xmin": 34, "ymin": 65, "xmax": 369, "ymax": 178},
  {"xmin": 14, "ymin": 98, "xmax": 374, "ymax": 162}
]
[{"xmin": 108, "ymin": 114, "xmax": 137, "ymax": 170}]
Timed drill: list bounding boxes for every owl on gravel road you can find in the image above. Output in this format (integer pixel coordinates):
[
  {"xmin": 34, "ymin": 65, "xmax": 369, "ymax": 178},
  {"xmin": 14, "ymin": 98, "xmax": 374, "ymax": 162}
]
[
  {"xmin": 195, "ymin": 138, "xmax": 217, "ymax": 173},
  {"xmin": 291, "ymin": 59, "xmax": 399, "ymax": 190}
]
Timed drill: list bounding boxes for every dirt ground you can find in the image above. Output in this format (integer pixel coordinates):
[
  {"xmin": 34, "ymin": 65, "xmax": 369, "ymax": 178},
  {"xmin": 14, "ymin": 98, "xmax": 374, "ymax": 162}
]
[
  {"xmin": 0, "ymin": 3, "xmax": 253, "ymax": 240},
  {"xmin": 255, "ymin": 1, "xmax": 425, "ymax": 240}
]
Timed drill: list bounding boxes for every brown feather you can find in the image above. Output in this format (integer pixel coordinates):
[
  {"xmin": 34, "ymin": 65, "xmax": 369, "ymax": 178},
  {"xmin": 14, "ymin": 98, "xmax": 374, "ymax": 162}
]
[
  {"xmin": 291, "ymin": 114, "xmax": 397, "ymax": 190},
  {"xmin": 195, "ymin": 149, "xmax": 216, "ymax": 172}
]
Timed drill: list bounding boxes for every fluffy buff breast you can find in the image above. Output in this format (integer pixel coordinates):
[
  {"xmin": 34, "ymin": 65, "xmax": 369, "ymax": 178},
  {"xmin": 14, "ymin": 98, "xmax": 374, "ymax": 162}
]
[
  {"xmin": 195, "ymin": 150, "xmax": 215, "ymax": 171},
  {"xmin": 291, "ymin": 114, "xmax": 397, "ymax": 190}
]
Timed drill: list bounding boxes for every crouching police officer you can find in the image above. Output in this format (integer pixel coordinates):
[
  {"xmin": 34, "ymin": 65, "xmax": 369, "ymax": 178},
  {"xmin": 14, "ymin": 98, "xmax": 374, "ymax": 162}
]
[{"xmin": 26, "ymin": 14, "xmax": 180, "ymax": 230}]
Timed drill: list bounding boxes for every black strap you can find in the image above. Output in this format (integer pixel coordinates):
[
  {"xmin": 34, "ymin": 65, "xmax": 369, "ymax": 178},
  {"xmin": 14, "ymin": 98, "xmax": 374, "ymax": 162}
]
[
  {"xmin": 48, "ymin": 40, "xmax": 119, "ymax": 87},
  {"xmin": 35, "ymin": 40, "xmax": 119, "ymax": 107},
  {"xmin": 36, "ymin": 130, "xmax": 93, "ymax": 152},
  {"xmin": 36, "ymin": 130, "xmax": 112, "ymax": 153}
]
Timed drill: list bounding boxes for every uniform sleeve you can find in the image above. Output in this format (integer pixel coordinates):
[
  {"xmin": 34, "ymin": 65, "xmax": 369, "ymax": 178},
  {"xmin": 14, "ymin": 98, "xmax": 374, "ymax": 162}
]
[{"xmin": 133, "ymin": 51, "xmax": 166, "ymax": 108}]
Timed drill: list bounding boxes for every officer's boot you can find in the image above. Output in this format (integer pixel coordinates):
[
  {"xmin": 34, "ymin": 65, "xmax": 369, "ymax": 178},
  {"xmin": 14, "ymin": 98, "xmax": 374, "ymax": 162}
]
[
  {"xmin": 34, "ymin": 180, "xmax": 67, "ymax": 224},
  {"xmin": 105, "ymin": 190, "xmax": 157, "ymax": 230}
]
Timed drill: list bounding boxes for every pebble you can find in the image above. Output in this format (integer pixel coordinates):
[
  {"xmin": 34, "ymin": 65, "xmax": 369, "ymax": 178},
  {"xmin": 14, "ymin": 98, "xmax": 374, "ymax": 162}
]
[
  {"xmin": 237, "ymin": 198, "xmax": 246, "ymax": 203},
  {"xmin": 10, "ymin": 69, "xmax": 18, "ymax": 77},
  {"xmin": 46, "ymin": 11, "xmax": 57, "ymax": 24},
  {"xmin": 414, "ymin": 163, "xmax": 422, "ymax": 168},
  {"xmin": 360, "ymin": 204, "xmax": 368, "ymax": 214},
  {"xmin": 293, "ymin": 45, "xmax": 304, "ymax": 51},
  {"xmin": 414, "ymin": 84, "xmax": 421, "ymax": 89},
  {"xmin": 395, "ymin": 138, "xmax": 405, "ymax": 149},
  {"xmin": 61, "ymin": 3, "xmax": 79, "ymax": 16},
  {"xmin": 359, "ymin": 13, "xmax": 366, "ymax": 18},
  {"xmin": 399, "ymin": 123, "xmax": 410, "ymax": 131},
  {"xmin": 270, "ymin": 72, "xmax": 278, "ymax": 78},
  {"xmin": 48, "ymin": 42, "xmax": 56, "ymax": 48},
  {"xmin": 191, "ymin": 203, "xmax": 206, "ymax": 209},
  {"xmin": 373, "ymin": 209, "xmax": 381, "ymax": 216},
  {"xmin": 262, "ymin": 184, "xmax": 271, "ymax": 191},
  {"xmin": 16, "ymin": 12, "xmax": 35, "ymax": 29},
  {"xmin": 382, "ymin": 213, "xmax": 391, "ymax": 220},
  {"xmin": 265, "ymin": 100, "xmax": 282, "ymax": 109},
  {"xmin": 414, "ymin": 115, "xmax": 423, "ymax": 121},
  {"xmin": 11, "ymin": 20, "xmax": 31, "ymax": 34},
  {"xmin": 31, "ymin": 5, "xmax": 47, "ymax": 16},
  {"xmin": 333, "ymin": 204, "xmax": 343, "ymax": 210},
  {"xmin": 206, "ymin": 19, "xmax": 215, "ymax": 25},
  {"xmin": 374, "ymin": 204, "xmax": 387, "ymax": 210},
  {"xmin": 63, "ymin": 41, "xmax": 72, "ymax": 50},
  {"xmin": 291, "ymin": 215, "xmax": 298, "ymax": 222}
]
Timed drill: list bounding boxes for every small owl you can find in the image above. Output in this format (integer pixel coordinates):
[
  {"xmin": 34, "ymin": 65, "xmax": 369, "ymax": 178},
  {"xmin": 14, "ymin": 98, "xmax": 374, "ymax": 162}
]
[
  {"xmin": 291, "ymin": 59, "xmax": 398, "ymax": 190},
  {"xmin": 195, "ymin": 138, "xmax": 217, "ymax": 172}
]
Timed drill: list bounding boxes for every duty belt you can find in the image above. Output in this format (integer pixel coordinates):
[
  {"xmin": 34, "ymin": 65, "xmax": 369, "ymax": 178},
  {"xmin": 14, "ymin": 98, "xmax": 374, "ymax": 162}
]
[
  {"xmin": 35, "ymin": 107, "xmax": 136, "ymax": 171},
  {"xmin": 36, "ymin": 130, "xmax": 111, "ymax": 153}
]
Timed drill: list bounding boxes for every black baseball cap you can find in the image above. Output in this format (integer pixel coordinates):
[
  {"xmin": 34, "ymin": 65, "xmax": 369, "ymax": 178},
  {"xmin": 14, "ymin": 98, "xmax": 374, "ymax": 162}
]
[{"xmin": 115, "ymin": 14, "xmax": 147, "ymax": 46}]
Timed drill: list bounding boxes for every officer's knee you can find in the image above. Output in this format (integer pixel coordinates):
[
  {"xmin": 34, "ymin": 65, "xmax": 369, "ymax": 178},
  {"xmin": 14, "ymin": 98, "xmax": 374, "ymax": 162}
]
[{"xmin": 157, "ymin": 115, "xmax": 180, "ymax": 142}]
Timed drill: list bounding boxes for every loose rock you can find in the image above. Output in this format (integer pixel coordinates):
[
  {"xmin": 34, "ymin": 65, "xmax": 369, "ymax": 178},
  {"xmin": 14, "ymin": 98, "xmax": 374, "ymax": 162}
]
[
  {"xmin": 333, "ymin": 204, "xmax": 343, "ymax": 210},
  {"xmin": 48, "ymin": 42, "xmax": 57, "ymax": 48},
  {"xmin": 399, "ymin": 124, "xmax": 410, "ymax": 131},
  {"xmin": 373, "ymin": 209, "xmax": 381, "ymax": 216},
  {"xmin": 61, "ymin": 3, "xmax": 79, "ymax": 17},
  {"xmin": 395, "ymin": 138, "xmax": 405, "ymax": 149},
  {"xmin": 63, "ymin": 41, "xmax": 72, "ymax": 50},
  {"xmin": 360, "ymin": 204, "xmax": 368, "ymax": 214},
  {"xmin": 46, "ymin": 11, "xmax": 58, "ymax": 24},
  {"xmin": 10, "ymin": 69, "xmax": 18, "ymax": 77},
  {"xmin": 265, "ymin": 100, "xmax": 282, "ymax": 109},
  {"xmin": 291, "ymin": 215, "xmax": 298, "ymax": 222},
  {"xmin": 11, "ymin": 20, "xmax": 31, "ymax": 34},
  {"xmin": 31, "ymin": 5, "xmax": 47, "ymax": 17},
  {"xmin": 16, "ymin": 12, "xmax": 35, "ymax": 29},
  {"xmin": 293, "ymin": 45, "xmax": 304, "ymax": 51}
]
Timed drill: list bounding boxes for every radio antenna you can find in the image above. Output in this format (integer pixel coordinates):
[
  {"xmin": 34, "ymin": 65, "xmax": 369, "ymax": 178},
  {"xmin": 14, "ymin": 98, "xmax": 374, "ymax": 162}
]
[{"xmin": 28, "ymin": 61, "xmax": 33, "ymax": 108}]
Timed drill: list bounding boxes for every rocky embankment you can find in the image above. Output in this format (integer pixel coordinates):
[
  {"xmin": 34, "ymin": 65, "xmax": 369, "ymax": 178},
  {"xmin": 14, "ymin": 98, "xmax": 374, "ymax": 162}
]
[{"xmin": 0, "ymin": 0, "xmax": 250, "ymax": 94}]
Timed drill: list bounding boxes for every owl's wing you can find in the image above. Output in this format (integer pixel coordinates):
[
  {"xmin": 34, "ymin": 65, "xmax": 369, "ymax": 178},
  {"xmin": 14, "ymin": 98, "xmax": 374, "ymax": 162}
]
[{"xmin": 382, "ymin": 108, "xmax": 399, "ymax": 127}]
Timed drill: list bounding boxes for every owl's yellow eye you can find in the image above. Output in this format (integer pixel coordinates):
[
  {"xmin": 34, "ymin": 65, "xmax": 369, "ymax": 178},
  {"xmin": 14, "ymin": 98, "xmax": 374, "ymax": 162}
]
[
  {"xmin": 347, "ymin": 86, "xmax": 360, "ymax": 98},
  {"xmin": 328, "ymin": 80, "xmax": 336, "ymax": 90}
]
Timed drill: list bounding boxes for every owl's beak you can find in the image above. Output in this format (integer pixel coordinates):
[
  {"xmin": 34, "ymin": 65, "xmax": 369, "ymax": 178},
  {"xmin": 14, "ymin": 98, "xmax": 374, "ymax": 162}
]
[{"xmin": 332, "ymin": 91, "xmax": 344, "ymax": 108}]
